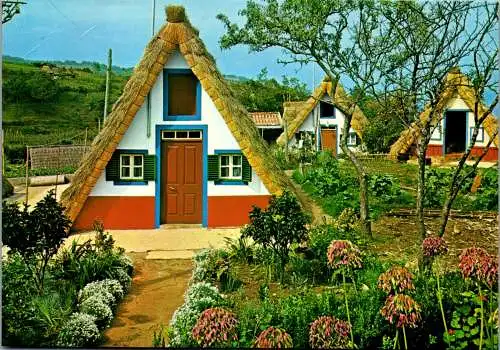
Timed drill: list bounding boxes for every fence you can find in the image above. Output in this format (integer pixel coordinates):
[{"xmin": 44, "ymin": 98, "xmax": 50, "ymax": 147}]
[{"xmin": 29, "ymin": 145, "xmax": 90, "ymax": 170}]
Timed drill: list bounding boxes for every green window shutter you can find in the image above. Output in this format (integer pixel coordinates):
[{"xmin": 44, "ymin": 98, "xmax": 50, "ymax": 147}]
[
  {"xmin": 242, "ymin": 156, "xmax": 252, "ymax": 182},
  {"xmin": 208, "ymin": 155, "xmax": 219, "ymax": 181},
  {"xmin": 106, "ymin": 152, "xmax": 120, "ymax": 181},
  {"xmin": 143, "ymin": 155, "xmax": 156, "ymax": 181}
]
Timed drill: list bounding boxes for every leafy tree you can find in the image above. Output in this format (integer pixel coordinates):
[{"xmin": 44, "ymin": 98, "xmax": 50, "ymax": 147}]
[
  {"xmin": 26, "ymin": 72, "xmax": 60, "ymax": 102},
  {"xmin": 2, "ymin": 191, "xmax": 71, "ymax": 291},
  {"xmin": 241, "ymin": 191, "xmax": 310, "ymax": 282},
  {"xmin": 370, "ymin": 1, "xmax": 497, "ymax": 243},
  {"xmin": 218, "ymin": 0, "xmax": 393, "ymax": 237}
]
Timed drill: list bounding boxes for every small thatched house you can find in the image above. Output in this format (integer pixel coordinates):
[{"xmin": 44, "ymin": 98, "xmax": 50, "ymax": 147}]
[
  {"xmin": 61, "ymin": 5, "xmax": 295, "ymax": 230},
  {"xmin": 389, "ymin": 69, "xmax": 498, "ymax": 161},
  {"xmin": 276, "ymin": 78, "xmax": 369, "ymax": 156},
  {"xmin": 249, "ymin": 111, "xmax": 283, "ymax": 143}
]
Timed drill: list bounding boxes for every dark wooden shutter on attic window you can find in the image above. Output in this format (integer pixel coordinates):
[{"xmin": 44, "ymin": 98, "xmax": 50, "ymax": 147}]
[
  {"xmin": 143, "ymin": 155, "xmax": 156, "ymax": 181},
  {"xmin": 208, "ymin": 155, "xmax": 219, "ymax": 181},
  {"xmin": 242, "ymin": 156, "xmax": 252, "ymax": 182},
  {"xmin": 105, "ymin": 153, "xmax": 120, "ymax": 181}
]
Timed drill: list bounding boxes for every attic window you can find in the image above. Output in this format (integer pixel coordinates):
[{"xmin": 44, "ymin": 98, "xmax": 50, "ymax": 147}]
[
  {"xmin": 167, "ymin": 72, "xmax": 198, "ymax": 116},
  {"xmin": 320, "ymin": 101, "xmax": 335, "ymax": 118},
  {"xmin": 347, "ymin": 132, "xmax": 358, "ymax": 146}
]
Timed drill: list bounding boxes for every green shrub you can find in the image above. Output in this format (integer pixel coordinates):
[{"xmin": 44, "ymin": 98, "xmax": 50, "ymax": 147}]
[
  {"xmin": 242, "ymin": 191, "xmax": 310, "ymax": 282},
  {"xmin": 56, "ymin": 312, "xmax": 101, "ymax": 347},
  {"xmin": 78, "ymin": 281, "xmax": 117, "ymax": 308},
  {"xmin": 2, "ymin": 177, "xmax": 14, "ymax": 198}
]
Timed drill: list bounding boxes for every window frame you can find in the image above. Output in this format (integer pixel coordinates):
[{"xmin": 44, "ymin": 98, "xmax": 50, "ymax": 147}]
[
  {"xmin": 219, "ymin": 154, "xmax": 243, "ymax": 180},
  {"xmin": 347, "ymin": 132, "xmax": 358, "ymax": 146},
  {"xmin": 470, "ymin": 127, "xmax": 484, "ymax": 143},
  {"xmin": 163, "ymin": 69, "xmax": 202, "ymax": 121},
  {"xmin": 120, "ymin": 154, "xmax": 144, "ymax": 180}
]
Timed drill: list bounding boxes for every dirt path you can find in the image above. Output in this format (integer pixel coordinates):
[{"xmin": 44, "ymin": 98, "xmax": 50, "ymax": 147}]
[
  {"xmin": 103, "ymin": 253, "xmax": 192, "ymax": 347},
  {"xmin": 285, "ymin": 170, "xmax": 331, "ymax": 225}
]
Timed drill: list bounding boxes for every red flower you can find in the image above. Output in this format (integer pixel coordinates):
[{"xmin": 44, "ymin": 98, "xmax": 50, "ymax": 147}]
[
  {"xmin": 378, "ymin": 266, "xmax": 415, "ymax": 294},
  {"xmin": 448, "ymin": 329, "xmax": 455, "ymax": 335},
  {"xmin": 327, "ymin": 240, "xmax": 362, "ymax": 271},
  {"xmin": 422, "ymin": 236, "xmax": 448, "ymax": 257}
]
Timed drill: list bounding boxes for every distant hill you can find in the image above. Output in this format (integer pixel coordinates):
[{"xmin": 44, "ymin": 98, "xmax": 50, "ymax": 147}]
[{"xmin": 3, "ymin": 55, "xmax": 134, "ymax": 76}]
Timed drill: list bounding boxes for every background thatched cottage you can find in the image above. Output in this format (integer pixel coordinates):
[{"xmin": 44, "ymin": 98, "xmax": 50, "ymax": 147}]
[
  {"xmin": 276, "ymin": 78, "xmax": 368, "ymax": 156},
  {"xmin": 389, "ymin": 69, "xmax": 498, "ymax": 161},
  {"xmin": 61, "ymin": 6, "xmax": 295, "ymax": 230}
]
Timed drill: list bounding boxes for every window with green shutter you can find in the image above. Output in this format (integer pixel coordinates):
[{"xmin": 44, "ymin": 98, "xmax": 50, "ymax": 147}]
[
  {"xmin": 105, "ymin": 150, "xmax": 154, "ymax": 185},
  {"xmin": 208, "ymin": 153, "xmax": 252, "ymax": 184}
]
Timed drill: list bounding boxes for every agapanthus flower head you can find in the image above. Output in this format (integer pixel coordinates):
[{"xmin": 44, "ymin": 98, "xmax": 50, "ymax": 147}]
[
  {"xmin": 192, "ymin": 307, "xmax": 238, "ymax": 347},
  {"xmin": 253, "ymin": 326, "xmax": 293, "ymax": 348},
  {"xmin": 380, "ymin": 294, "xmax": 421, "ymax": 328},
  {"xmin": 309, "ymin": 316, "xmax": 352, "ymax": 349},
  {"xmin": 327, "ymin": 240, "xmax": 362, "ymax": 270},
  {"xmin": 459, "ymin": 247, "xmax": 498, "ymax": 287},
  {"xmin": 377, "ymin": 266, "xmax": 415, "ymax": 294},
  {"xmin": 422, "ymin": 236, "xmax": 448, "ymax": 257}
]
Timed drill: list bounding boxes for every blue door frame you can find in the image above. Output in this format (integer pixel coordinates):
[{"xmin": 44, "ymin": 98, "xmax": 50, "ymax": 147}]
[{"xmin": 155, "ymin": 124, "xmax": 208, "ymax": 228}]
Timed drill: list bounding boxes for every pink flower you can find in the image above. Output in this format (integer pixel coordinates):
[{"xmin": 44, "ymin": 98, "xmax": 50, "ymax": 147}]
[
  {"xmin": 380, "ymin": 294, "xmax": 421, "ymax": 328},
  {"xmin": 192, "ymin": 307, "xmax": 238, "ymax": 347},
  {"xmin": 327, "ymin": 240, "xmax": 363, "ymax": 271},
  {"xmin": 254, "ymin": 327, "xmax": 293, "ymax": 348},
  {"xmin": 309, "ymin": 316, "xmax": 351, "ymax": 349},
  {"xmin": 377, "ymin": 266, "xmax": 415, "ymax": 294},
  {"xmin": 422, "ymin": 236, "xmax": 448, "ymax": 257},
  {"xmin": 459, "ymin": 247, "xmax": 498, "ymax": 287}
]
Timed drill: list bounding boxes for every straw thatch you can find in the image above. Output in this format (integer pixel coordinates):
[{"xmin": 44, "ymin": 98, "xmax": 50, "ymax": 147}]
[
  {"xmin": 61, "ymin": 5, "xmax": 298, "ymax": 223},
  {"xmin": 276, "ymin": 78, "xmax": 369, "ymax": 145},
  {"xmin": 389, "ymin": 69, "xmax": 499, "ymax": 158}
]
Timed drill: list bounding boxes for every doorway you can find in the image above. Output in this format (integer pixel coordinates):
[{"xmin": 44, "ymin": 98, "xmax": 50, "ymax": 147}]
[
  {"xmin": 444, "ymin": 111, "xmax": 467, "ymax": 154},
  {"xmin": 321, "ymin": 127, "xmax": 337, "ymax": 156},
  {"xmin": 161, "ymin": 139, "xmax": 202, "ymax": 224}
]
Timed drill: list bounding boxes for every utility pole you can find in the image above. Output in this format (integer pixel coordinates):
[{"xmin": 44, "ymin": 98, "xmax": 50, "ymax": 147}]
[
  {"xmin": 103, "ymin": 48, "xmax": 112, "ymax": 123},
  {"xmin": 146, "ymin": 0, "xmax": 156, "ymax": 138}
]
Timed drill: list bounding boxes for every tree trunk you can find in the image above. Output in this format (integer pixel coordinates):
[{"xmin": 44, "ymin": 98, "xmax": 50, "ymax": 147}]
[
  {"xmin": 340, "ymin": 129, "xmax": 372, "ymax": 237},
  {"xmin": 415, "ymin": 141, "xmax": 427, "ymax": 240}
]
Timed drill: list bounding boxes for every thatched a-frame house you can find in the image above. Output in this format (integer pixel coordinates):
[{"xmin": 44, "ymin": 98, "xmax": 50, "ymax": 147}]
[
  {"xmin": 61, "ymin": 5, "xmax": 296, "ymax": 230},
  {"xmin": 389, "ymin": 69, "xmax": 498, "ymax": 161},
  {"xmin": 276, "ymin": 78, "xmax": 368, "ymax": 156}
]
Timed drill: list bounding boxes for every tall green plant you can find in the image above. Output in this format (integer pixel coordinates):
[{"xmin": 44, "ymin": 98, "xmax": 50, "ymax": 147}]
[
  {"xmin": 2, "ymin": 190, "xmax": 71, "ymax": 291},
  {"xmin": 242, "ymin": 191, "xmax": 310, "ymax": 282}
]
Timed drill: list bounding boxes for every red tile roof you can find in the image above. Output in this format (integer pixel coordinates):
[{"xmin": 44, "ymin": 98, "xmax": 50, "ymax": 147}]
[{"xmin": 249, "ymin": 112, "xmax": 282, "ymax": 127}]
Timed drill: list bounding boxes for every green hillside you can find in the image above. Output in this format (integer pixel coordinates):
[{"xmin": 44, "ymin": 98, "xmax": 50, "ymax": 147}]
[{"xmin": 2, "ymin": 58, "xmax": 308, "ymax": 172}]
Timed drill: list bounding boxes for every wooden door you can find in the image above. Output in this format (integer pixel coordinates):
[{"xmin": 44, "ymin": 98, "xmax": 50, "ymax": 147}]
[
  {"xmin": 161, "ymin": 141, "xmax": 202, "ymax": 224},
  {"xmin": 321, "ymin": 128, "xmax": 337, "ymax": 156}
]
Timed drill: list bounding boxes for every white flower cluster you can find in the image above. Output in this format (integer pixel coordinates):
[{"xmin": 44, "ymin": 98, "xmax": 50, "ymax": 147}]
[
  {"xmin": 79, "ymin": 281, "xmax": 116, "ymax": 308},
  {"xmin": 168, "ymin": 250, "xmax": 227, "ymax": 347},
  {"xmin": 56, "ymin": 312, "xmax": 101, "ymax": 347},
  {"xmin": 111, "ymin": 268, "xmax": 132, "ymax": 292},
  {"xmin": 117, "ymin": 254, "xmax": 134, "ymax": 276},
  {"xmin": 79, "ymin": 295, "xmax": 114, "ymax": 329}
]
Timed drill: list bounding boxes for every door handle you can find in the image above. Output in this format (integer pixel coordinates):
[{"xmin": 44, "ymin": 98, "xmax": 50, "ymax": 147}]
[{"xmin": 168, "ymin": 186, "xmax": 176, "ymax": 191}]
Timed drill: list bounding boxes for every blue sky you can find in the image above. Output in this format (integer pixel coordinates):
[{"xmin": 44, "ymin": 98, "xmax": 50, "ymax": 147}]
[{"xmin": 3, "ymin": 0, "xmax": 320, "ymax": 90}]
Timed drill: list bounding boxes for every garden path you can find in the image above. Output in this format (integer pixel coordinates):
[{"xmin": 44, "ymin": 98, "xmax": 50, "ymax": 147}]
[
  {"xmin": 102, "ymin": 254, "xmax": 192, "ymax": 347},
  {"xmin": 285, "ymin": 170, "xmax": 332, "ymax": 225}
]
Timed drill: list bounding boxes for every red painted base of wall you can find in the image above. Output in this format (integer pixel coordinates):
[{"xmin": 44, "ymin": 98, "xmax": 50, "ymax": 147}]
[
  {"xmin": 208, "ymin": 195, "xmax": 271, "ymax": 227},
  {"xmin": 426, "ymin": 145, "xmax": 443, "ymax": 157},
  {"xmin": 73, "ymin": 196, "xmax": 156, "ymax": 230},
  {"xmin": 470, "ymin": 147, "xmax": 498, "ymax": 161}
]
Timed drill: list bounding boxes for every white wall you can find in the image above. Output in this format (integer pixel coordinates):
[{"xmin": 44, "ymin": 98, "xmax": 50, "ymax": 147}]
[
  {"xmin": 287, "ymin": 101, "xmax": 362, "ymax": 153},
  {"xmin": 429, "ymin": 96, "xmax": 492, "ymax": 148},
  {"xmin": 90, "ymin": 50, "xmax": 269, "ymax": 197}
]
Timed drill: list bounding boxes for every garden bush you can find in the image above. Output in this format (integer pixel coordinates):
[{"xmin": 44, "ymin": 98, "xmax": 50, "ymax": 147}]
[
  {"xmin": 78, "ymin": 280, "xmax": 117, "ymax": 308},
  {"xmin": 242, "ymin": 191, "xmax": 310, "ymax": 281},
  {"xmin": 192, "ymin": 307, "xmax": 239, "ymax": 347},
  {"xmin": 254, "ymin": 326, "xmax": 293, "ymax": 348},
  {"xmin": 56, "ymin": 312, "xmax": 101, "ymax": 347},
  {"xmin": 2, "ymin": 177, "xmax": 14, "ymax": 198},
  {"xmin": 79, "ymin": 295, "xmax": 113, "ymax": 329},
  {"xmin": 309, "ymin": 316, "xmax": 352, "ymax": 349}
]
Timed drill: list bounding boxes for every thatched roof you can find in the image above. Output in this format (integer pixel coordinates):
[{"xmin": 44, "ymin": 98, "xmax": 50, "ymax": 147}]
[
  {"xmin": 389, "ymin": 69, "xmax": 499, "ymax": 158},
  {"xmin": 276, "ymin": 79, "xmax": 369, "ymax": 145},
  {"xmin": 61, "ymin": 5, "xmax": 297, "ymax": 223}
]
